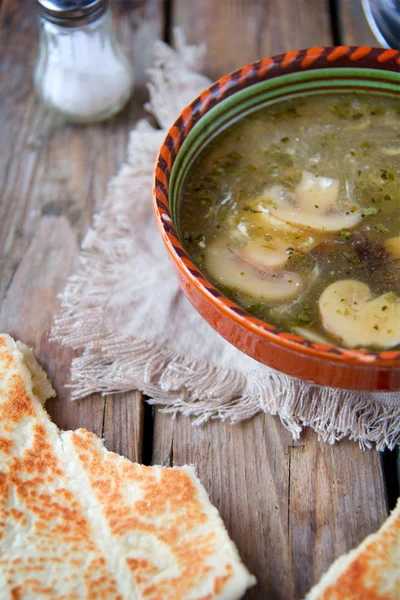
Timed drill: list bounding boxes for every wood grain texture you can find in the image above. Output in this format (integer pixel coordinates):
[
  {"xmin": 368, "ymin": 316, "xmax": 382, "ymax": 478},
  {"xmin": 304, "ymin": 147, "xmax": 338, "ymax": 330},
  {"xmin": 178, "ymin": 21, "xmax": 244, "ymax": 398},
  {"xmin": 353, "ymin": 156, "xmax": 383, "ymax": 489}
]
[
  {"xmin": 153, "ymin": 1, "xmax": 391, "ymax": 598},
  {"xmin": 0, "ymin": 0, "xmax": 162, "ymax": 451},
  {"xmin": 338, "ymin": 0, "xmax": 380, "ymax": 46},
  {"xmin": 103, "ymin": 392, "xmax": 144, "ymax": 463},
  {"xmin": 172, "ymin": 0, "xmax": 332, "ymax": 81},
  {"xmin": 113, "ymin": 0, "xmax": 165, "ymax": 87}
]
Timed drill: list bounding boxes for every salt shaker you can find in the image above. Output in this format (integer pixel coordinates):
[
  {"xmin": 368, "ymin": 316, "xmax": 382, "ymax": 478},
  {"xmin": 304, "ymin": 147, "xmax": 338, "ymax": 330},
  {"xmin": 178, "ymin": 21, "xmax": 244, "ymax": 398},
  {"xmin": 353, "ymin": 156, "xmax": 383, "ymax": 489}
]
[{"xmin": 34, "ymin": 0, "xmax": 134, "ymax": 123}]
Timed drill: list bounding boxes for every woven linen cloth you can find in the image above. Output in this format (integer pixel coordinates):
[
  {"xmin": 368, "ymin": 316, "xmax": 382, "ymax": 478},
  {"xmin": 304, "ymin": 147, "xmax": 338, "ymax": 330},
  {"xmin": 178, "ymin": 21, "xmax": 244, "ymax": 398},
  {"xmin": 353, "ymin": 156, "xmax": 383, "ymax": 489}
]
[{"xmin": 51, "ymin": 31, "xmax": 400, "ymax": 450}]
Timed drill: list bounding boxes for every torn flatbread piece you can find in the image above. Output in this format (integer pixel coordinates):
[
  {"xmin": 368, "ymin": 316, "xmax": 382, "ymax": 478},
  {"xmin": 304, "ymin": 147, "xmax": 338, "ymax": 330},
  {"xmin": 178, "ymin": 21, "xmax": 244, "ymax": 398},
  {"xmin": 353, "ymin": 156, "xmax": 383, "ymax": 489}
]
[
  {"xmin": 305, "ymin": 498, "xmax": 400, "ymax": 600},
  {"xmin": 0, "ymin": 333, "xmax": 256, "ymax": 600}
]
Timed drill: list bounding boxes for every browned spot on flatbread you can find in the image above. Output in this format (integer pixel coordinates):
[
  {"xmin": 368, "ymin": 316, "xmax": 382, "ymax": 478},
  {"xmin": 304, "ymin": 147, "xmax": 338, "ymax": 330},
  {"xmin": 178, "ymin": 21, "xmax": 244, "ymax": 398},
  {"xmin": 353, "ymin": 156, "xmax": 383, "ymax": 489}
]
[
  {"xmin": 83, "ymin": 557, "xmax": 122, "ymax": 600},
  {"xmin": 141, "ymin": 585, "xmax": 161, "ymax": 599},
  {"xmin": 0, "ymin": 436, "xmax": 13, "ymax": 454},
  {"xmin": 127, "ymin": 558, "xmax": 156, "ymax": 572},
  {"xmin": 127, "ymin": 558, "xmax": 158, "ymax": 586},
  {"xmin": 0, "ymin": 354, "xmax": 13, "ymax": 373},
  {"xmin": 9, "ymin": 508, "xmax": 27, "ymax": 526},
  {"xmin": 11, "ymin": 586, "xmax": 22, "ymax": 600},
  {"xmin": 12, "ymin": 423, "xmax": 60, "ymax": 478},
  {"xmin": 0, "ymin": 375, "xmax": 35, "ymax": 422},
  {"xmin": 214, "ymin": 563, "xmax": 233, "ymax": 594}
]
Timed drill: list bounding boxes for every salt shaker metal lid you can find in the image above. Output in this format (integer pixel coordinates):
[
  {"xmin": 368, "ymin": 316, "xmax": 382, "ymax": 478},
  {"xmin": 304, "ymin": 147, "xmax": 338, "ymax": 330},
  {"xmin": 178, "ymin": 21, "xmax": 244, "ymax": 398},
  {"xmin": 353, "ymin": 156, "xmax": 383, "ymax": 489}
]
[{"xmin": 37, "ymin": 0, "xmax": 106, "ymax": 26}]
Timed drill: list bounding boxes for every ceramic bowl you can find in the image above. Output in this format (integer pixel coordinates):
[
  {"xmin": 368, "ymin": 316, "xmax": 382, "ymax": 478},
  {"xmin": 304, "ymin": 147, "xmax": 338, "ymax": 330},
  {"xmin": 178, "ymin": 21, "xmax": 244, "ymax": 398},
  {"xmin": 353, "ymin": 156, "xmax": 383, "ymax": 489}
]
[{"xmin": 153, "ymin": 46, "xmax": 400, "ymax": 391}]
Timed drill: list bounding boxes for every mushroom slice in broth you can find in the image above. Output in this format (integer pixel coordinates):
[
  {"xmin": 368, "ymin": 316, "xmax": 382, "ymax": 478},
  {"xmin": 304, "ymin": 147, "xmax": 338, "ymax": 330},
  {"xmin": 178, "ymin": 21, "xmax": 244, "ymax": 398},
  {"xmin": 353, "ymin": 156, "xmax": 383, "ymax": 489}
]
[
  {"xmin": 293, "ymin": 327, "xmax": 332, "ymax": 345},
  {"xmin": 319, "ymin": 280, "xmax": 400, "ymax": 349},
  {"xmin": 230, "ymin": 237, "xmax": 294, "ymax": 269},
  {"xmin": 385, "ymin": 236, "xmax": 400, "ymax": 260},
  {"xmin": 265, "ymin": 171, "xmax": 362, "ymax": 232},
  {"xmin": 205, "ymin": 237, "xmax": 303, "ymax": 301},
  {"xmin": 228, "ymin": 207, "xmax": 317, "ymax": 269}
]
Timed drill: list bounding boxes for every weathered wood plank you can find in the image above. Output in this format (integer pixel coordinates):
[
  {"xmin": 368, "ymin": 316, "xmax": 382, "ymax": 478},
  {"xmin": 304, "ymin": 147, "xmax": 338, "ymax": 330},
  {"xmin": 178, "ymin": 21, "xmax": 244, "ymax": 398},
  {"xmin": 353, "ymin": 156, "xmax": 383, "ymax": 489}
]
[
  {"xmin": 153, "ymin": 1, "xmax": 391, "ymax": 598},
  {"xmin": 173, "ymin": 0, "xmax": 332, "ymax": 81},
  {"xmin": 116, "ymin": 0, "xmax": 164, "ymax": 87},
  {"xmin": 338, "ymin": 0, "xmax": 379, "ymax": 46},
  {"xmin": 0, "ymin": 215, "xmax": 105, "ymax": 435},
  {"xmin": 0, "ymin": 0, "xmax": 162, "ymax": 454},
  {"xmin": 103, "ymin": 392, "xmax": 145, "ymax": 463}
]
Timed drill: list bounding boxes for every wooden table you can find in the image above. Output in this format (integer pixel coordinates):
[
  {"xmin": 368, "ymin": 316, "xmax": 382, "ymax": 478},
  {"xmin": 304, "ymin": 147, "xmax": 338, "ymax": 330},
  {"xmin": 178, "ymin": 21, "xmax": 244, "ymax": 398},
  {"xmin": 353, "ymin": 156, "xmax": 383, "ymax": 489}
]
[{"xmin": 1, "ymin": 1, "xmax": 398, "ymax": 598}]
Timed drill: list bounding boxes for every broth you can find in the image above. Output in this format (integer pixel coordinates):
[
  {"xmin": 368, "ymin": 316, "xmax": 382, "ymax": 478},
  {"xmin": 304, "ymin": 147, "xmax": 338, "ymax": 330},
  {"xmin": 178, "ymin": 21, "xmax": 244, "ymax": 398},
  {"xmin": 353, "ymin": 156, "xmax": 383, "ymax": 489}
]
[{"xmin": 179, "ymin": 93, "xmax": 400, "ymax": 350}]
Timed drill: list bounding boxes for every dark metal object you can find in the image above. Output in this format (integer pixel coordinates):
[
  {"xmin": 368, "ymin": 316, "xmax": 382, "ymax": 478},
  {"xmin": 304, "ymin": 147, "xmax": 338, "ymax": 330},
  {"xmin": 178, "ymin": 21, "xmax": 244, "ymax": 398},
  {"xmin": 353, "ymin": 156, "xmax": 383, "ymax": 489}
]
[
  {"xmin": 362, "ymin": 0, "xmax": 400, "ymax": 49},
  {"xmin": 37, "ymin": 0, "xmax": 107, "ymax": 26}
]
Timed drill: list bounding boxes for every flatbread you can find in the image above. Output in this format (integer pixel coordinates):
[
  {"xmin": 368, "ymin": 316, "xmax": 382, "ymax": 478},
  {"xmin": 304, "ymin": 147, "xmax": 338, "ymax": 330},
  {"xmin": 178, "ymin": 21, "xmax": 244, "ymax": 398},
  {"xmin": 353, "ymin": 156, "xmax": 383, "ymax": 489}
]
[
  {"xmin": 0, "ymin": 334, "xmax": 256, "ymax": 599},
  {"xmin": 304, "ymin": 498, "xmax": 400, "ymax": 600}
]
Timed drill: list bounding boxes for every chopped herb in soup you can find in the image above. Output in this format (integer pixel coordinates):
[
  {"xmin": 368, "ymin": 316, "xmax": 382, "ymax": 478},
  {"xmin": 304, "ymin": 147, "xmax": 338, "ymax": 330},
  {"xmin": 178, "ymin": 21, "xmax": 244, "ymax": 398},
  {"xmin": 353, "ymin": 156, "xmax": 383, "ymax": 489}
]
[{"xmin": 179, "ymin": 94, "xmax": 400, "ymax": 351}]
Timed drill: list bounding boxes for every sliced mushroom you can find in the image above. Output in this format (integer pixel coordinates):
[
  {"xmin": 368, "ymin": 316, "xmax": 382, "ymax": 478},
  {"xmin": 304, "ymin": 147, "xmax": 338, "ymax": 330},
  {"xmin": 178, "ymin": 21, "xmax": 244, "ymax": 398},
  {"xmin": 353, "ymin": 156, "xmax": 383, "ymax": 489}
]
[
  {"xmin": 347, "ymin": 118, "xmax": 371, "ymax": 130},
  {"xmin": 205, "ymin": 237, "xmax": 303, "ymax": 301},
  {"xmin": 229, "ymin": 237, "xmax": 293, "ymax": 269},
  {"xmin": 319, "ymin": 279, "xmax": 400, "ymax": 349},
  {"xmin": 379, "ymin": 147, "xmax": 400, "ymax": 156},
  {"xmin": 262, "ymin": 170, "xmax": 362, "ymax": 231},
  {"xmin": 293, "ymin": 327, "xmax": 332, "ymax": 345},
  {"xmin": 385, "ymin": 236, "xmax": 400, "ymax": 259},
  {"xmin": 228, "ymin": 207, "xmax": 317, "ymax": 269}
]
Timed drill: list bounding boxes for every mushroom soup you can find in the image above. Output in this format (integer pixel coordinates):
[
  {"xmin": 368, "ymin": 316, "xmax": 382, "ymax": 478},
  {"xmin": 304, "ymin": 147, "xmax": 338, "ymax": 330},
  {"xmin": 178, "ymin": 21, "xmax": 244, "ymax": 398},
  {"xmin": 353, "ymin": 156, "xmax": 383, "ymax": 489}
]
[{"xmin": 179, "ymin": 93, "xmax": 400, "ymax": 350}]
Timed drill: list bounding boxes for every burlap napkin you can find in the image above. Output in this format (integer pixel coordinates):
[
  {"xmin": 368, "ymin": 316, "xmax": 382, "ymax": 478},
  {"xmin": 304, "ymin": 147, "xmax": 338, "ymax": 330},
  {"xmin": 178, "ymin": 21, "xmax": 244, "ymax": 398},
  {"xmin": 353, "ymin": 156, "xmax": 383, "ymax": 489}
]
[{"xmin": 51, "ymin": 31, "xmax": 400, "ymax": 450}]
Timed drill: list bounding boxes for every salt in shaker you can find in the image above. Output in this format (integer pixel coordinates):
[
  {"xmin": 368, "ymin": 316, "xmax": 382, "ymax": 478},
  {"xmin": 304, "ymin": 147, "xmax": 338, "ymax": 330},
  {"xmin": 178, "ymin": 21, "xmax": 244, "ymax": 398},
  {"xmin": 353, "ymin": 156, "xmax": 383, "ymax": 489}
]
[{"xmin": 34, "ymin": 0, "xmax": 134, "ymax": 123}]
